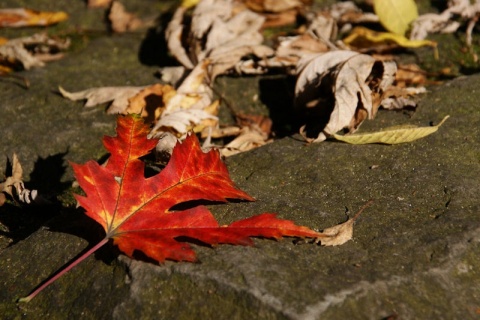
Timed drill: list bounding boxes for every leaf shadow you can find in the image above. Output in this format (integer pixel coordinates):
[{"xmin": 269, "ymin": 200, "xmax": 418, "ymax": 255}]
[
  {"xmin": 258, "ymin": 75, "xmax": 298, "ymax": 138},
  {"xmin": 0, "ymin": 151, "xmax": 72, "ymax": 245},
  {"xmin": 46, "ymin": 208, "xmax": 120, "ymax": 265},
  {"xmin": 138, "ymin": 7, "xmax": 180, "ymax": 67},
  {"xmin": 290, "ymin": 71, "xmax": 336, "ymax": 139}
]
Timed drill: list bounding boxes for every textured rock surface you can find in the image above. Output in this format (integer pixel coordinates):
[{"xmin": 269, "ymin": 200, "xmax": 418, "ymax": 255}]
[{"xmin": 1, "ymin": 0, "xmax": 480, "ymax": 319}]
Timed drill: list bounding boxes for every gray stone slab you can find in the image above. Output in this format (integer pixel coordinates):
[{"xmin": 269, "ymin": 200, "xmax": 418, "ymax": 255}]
[{"xmin": 0, "ymin": 1, "xmax": 479, "ymax": 319}]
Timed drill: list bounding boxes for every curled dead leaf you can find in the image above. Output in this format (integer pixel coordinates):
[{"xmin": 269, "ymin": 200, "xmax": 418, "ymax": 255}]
[
  {"xmin": 58, "ymin": 85, "xmax": 146, "ymax": 112},
  {"xmin": 410, "ymin": 0, "xmax": 480, "ymax": 46},
  {"xmin": 0, "ymin": 153, "xmax": 38, "ymax": 205},
  {"xmin": 295, "ymin": 51, "xmax": 396, "ymax": 142},
  {"xmin": 126, "ymin": 83, "xmax": 175, "ymax": 123},
  {"xmin": 166, "ymin": 1, "xmax": 270, "ymax": 79},
  {"xmin": 0, "ymin": 33, "xmax": 70, "ymax": 70},
  {"xmin": 220, "ymin": 124, "xmax": 271, "ymax": 157},
  {"xmin": 315, "ymin": 200, "xmax": 373, "ymax": 246}
]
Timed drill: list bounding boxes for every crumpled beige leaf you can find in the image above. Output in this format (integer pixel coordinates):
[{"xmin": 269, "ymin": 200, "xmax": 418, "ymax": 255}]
[
  {"xmin": 0, "ymin": 33, "xmax": 70, "ymax": 70},
  {"xmin": 154, "ymin": 108, "xmax": 218, "ymax": 134},
  {"xmin": 410, "ymin": 0, "xmax": 480, "ymax": 45},
  {"xmin": 295, "ymin": 51, "xmax": 397, "ymax": 142},
  {"xmin": 58, "ymin": 86, "xmax": 146, "ymax": 113},
  {"xmin": 0, "ymin": 154, "xmax": 37, "ymax": 206},
  {"xmin": 332, "ymin": 115, "xmax": 449, "ymax": 145},
  {"xmin": 125, "ymin": 83, "xmax": 176, "ymax": 123},
  {"xmin": 220, "ymin": 124, "xmax": 271, "ymax": 157},
  {"xmin": 162, "ymin": 60, "xmax": 215, "ymax": 113},
  {"xmin": 244, "ymin": 0, "xmax": 309, "ymax": 13},
  {"xmin": 166, "ymin": 0, "xmax": 271, "ymax": 79},
  {"xmin": 315, "ymin": 200, "xmax": 372, "ymax": 246},
  {"xmin": 0, "ymin": 8, "xmax": 68, "ymax": 27},
  {"xmin": 327, "ymin": 1, "xmax": 379, "ymax": 26},
  {"xmin": 165, "ymin": 7, "xmax": 194, "ymax": 69}
]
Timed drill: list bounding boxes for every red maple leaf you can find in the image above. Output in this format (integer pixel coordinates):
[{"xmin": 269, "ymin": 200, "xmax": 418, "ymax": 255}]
[{"xmin": 20, "ymin": 114, "xmax": 320, "ymax": 302}]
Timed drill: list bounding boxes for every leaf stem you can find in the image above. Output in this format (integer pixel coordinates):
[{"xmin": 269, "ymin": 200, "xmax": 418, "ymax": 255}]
[
  {"xmin": 18, "ymin": 237, "xmax": 109, "ymax": 303},
  {"xmin": 352, "ymin": 199, "xmax": 374, "ymax": 221}
]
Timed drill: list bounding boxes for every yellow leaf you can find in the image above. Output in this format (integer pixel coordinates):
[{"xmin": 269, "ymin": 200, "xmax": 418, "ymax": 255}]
[
  {"xmin": 343, "ymin": 26, "xmax": 437, "ymax": 50},
  {"xmin": 0, "ymin": 8, "xmax": 68, "ymax": 28},
  {"xmin": 373, "ymin": 0, "xmax": 418, "ymax": 35},
  {"xmin": 181, "ymin": 0, "xmax": 200, "ymax": 9},
  {"xmin": 332, "ymin": 115, "xmax": 449, "ymax": 145}
]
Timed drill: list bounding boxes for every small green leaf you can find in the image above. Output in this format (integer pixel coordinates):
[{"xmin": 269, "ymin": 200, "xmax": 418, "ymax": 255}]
[
  {"xmin": 374, "ymin": 0, "xmax": 418, "ymax": 35},
  {"xmin": 332, "ymin": 116, "xmax": 449, "ymax": 145}
]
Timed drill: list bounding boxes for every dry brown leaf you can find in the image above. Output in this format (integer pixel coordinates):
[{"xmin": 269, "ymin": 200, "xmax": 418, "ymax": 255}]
[
  {"xmin": 259, "ymin": 9, "xmax": 298, "ymax": 28},
  {"xmin": 166, "ymin": 1, "xmax": 270, "ymax": 78},
  {"xmin": 220, "ymin": 124, "xmax": 271, "ymax": 157},
  {"xmin": 200, "ymin": 126, "xmax": 242, "ymax": 139},
  {"xmin": 241, "ymin": 0, "xmax": 311, "ymax": 28},
  {"xmin": 295, "ymin": 51, "xmax": 396, "ymax": 142},
  {"xmin": 0, "ymin": 154, "xmax": 37, "ymax": 205},
  {"xmin": 0, "ymin": 33, "xmax": 70, "ymax": 70},
  {"xmin": 58, "ymin": 86, "xmax": 146, "ymax": 113},
  {"xmin": 0, "ymin": 8, "xmax": 68, "ymax": 27},
  {"xmin": 108, "ymin": 1, "xmax": 143, "ymax": 33},
  {"xmin": 410, "ymin": 0, "xmax": 480, "ymax": 45},
  {"xmin": 236, "ymin": 113, "xmax": 272, "ymax": 136},
  {"xmin": 268, "ymin": 34, "xmax": 329, "ymax": 69},
  {"xmin": 0, "ymin": 193, "xmax": 6, "ymax": 206},
  {"xmin": 154, "ymin": 107, "xmax": 218, "ymax": 135},
  {"xmin": 395, "ymin": 63, "xmax": 427, "ymax": 88},
  {"xmin": 88, "ymin": 0, "xmax": 113, "ymax": 8},
  {"xmin": 162, "ymin": 60, "xmax": 214, "ymax": 113},
  {"xmin": 126, "ymin": 84, "xmax": 175, "ymax": 123},
  {"xmin": 244, "ymin": 0, "xmax": 311, "ymax": 13},
  {"xmin": 165, "ymin": 6, "xmax": 194, "ymax": 69},
  {"xmin": 328, "ymin": 1, "xmax": 378, "ymax": 26},
  {"xmin": 315, "ymin": 200, "xmax": 373, "ymax": 246}
]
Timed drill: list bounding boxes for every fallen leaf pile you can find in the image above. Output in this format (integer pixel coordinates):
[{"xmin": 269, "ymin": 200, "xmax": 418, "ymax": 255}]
[
  {"xmin": 19, "ymin": 114, "xmax": 363, "ymax": 302},
  {"xmin": 0, "ymin": 8, "xmax": 70, "ymax": 82},
  {"xmin": 56, "ymin": 0, "xmax": 454, "ymax": 152},
  {"xmin": 0, "ymin": 33, "xmax": 70, "ymax": 71}
]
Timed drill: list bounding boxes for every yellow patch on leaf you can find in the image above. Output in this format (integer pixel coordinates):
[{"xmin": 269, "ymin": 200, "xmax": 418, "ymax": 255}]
[
  {"xmin": 343, "ymin": 27, "xmax": 437, "ymax": 50},
  {"xmin": 0, "ymin": 8, "xmax": 68, "ymax": 28}
]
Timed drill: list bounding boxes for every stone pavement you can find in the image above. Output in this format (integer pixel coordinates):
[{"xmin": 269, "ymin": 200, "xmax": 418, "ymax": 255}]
[{"xmin": 1, "ymin": 1, "xmax": 480, "ymax": 319}]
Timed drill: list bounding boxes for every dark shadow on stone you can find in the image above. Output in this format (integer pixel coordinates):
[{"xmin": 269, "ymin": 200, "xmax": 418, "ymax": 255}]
[
  {"xmin": 292, "ymin": 71, "xmax": 336, "ymax": 139},
  {"xmin": 0, "ymin": 152, "xmax": 72, "ymax": 245},
  {"xmin": 169, "ymin": 199, "xmax": 248, "ymax": 212},
  {"xmin": 459, "ymin": 64, "xmax": 480, "ymax": 76},
  {"xmin": 0, "ymin": 203, "xmax": 59, "ymax": 245},
  {"xmin": 138, "ymin": 8, "xmax": 180, "ymax": 67},
  {"xmin": 28, "ymin": 151, "xmax": 70, "ymax": 198},
  {"xmin": 258, "ymin": 75, "xmax": 297, "ymax": 137},
  {"xmin": 430, "ymin": 0, "xmax": 448, "ymax": 12},
  {"xmin": 46, "ymin": 208, "xmax": 120, "ymax": 265}
]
